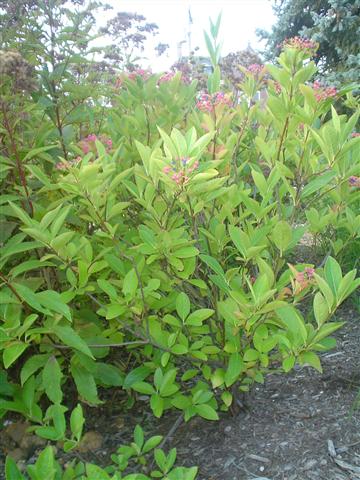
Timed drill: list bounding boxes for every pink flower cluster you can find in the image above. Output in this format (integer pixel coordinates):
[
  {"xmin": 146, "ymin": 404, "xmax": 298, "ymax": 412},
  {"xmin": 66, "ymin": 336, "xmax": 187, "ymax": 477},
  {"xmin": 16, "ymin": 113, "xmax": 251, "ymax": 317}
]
[
  {"xmin": 273, "ymin": 81, "xmax": 282, "ymax": 94},
  {"xmin": 79, "ymin": 134, "xmax": 113, "ymax": 154},
  {"xmin": 282, "ymin": 36, "xmax": 318, "ymax": 55},
  {"xmin": 196, "ymin": 91, "xmax": 232, "ymax": 112},
  {"xmin": 158, "ymin": 71, "xmax": 176, "ymax": 84},
  {"xmin": 163, "ymin": 157, "xmax": 199, "ymax": 186},
  {"xmin": 127, "ymin": 68, "xmax": 151, "ymax": 81},
  {"xmin": 351, "ymin": 132, "xmax": 360, "ymax": 138},
  {"xmin": 158, "ymin": 71, "xmax": 190, "ymax": 85},
  {"xmin": 56, "ymin": 156, "xmax": 81, "ymax": 171},
  {"xmin": 349, "ymin": 176, "xmax": 360, "ymax": 188},
  {"xmin": 312, "ymin": 80, "xmax": 337, "ymax": 102},
  {"xmin": 247, "ymin": 63, "xmax": 265, "ymax": 77}
]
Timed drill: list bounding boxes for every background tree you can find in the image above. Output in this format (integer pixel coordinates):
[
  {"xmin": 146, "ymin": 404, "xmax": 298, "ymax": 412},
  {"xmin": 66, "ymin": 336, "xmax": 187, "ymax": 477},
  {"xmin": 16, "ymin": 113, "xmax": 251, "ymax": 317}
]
[
  {"xmin": 257, "ymin": 0, "xmax": 360, "ymax": 85},
  {"xmin": 100, "ymin": 11, "xmax": 160, "ymax": 70}
]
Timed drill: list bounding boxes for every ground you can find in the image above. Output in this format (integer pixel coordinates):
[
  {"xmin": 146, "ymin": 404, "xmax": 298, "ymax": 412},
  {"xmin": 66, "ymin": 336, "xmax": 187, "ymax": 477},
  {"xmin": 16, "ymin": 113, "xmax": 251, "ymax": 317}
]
[{"xmin": 1, "ymin": 302, "xmax": 360, "ymax": 480}]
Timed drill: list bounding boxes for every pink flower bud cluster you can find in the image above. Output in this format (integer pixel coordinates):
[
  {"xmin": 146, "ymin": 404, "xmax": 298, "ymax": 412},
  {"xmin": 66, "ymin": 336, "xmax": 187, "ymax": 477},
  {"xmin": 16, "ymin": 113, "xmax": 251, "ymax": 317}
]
[
  {"xmin": 351, "ymin": 132, "xmax": 360, "ymax": 138},
  {"xmin": 79, "ymin": 134, "xmax": 113, "ymax": 154},
  {"xmin": 312, "ymin": 81, "xmax": 337, "ymax": 102},
  {"xmin": 295, "ymin": 267, "xmax": 315, "ymax": 284},
  {"xmin": 282, "ymin": 36, "xmax": 318, "ymax": 55},
  {"xmin": 158, "ymin": 71, "xmax": 190, "ymax": 85},
  {"xmin": 273, "ymin": 81, "xmax": 282, "ymax": 94},
  {"xmin": 158, "ymin": 71, "xmax": 176, "ymax": 84},
  {"xmin": 196, "ymin": 91, "xmax": 231, "ymax": 112},
  {"xmin": 56, "ymin": 156, "xmax": 81, "ymax": 171},
  {"xmin": 127, "ymin": 69, "xmax": 151, "ymax": 81},
  {"xmin": 163, "ymin": 157, "xmax": 199, "ymax": 186},
  {"xmin": 349, "ymin": 176, "xmax": 360, "ymax": 188},
  {"xmin": 247, "ymin": 63, "xmax": 265, "ymax": 77}
]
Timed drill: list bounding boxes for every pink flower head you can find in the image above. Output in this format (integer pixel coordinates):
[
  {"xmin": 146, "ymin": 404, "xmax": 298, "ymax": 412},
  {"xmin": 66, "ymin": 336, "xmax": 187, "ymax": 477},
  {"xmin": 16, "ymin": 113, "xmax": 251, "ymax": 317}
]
[
  {"xmin": 127, "ymin": 69, "xmax": 151, "ymax": 81},
  {"xmin": 247, "ymin": 63, "xmax": 265, "ymax": 77},
  {"xmin": 349, "ymin": 176, "xmax": 360, "ymax": 187},
  {"xmin": 305, "ymin": 267, "xmax": 315, "ymax": 279},
  {"xmin": 115, "ymin": 76, "xmax": 123, "ymax": 89},
  {"xmin": 158, "ymin": 71, "xmax": 176, "ymax": 84},
  {"xmin": 273, "ymin": 81, "xmax": 282, "ymax": 94},
  {"xmin": 81, "ymin": 143, "xmax": 90, "ymax": 154},
  {"xmin": 56, "ymin": 161, "xmax": 68, "ymax": 170},
  {"xmin": 312, "ymin": 81, "xmax": 337, "ymax": 102},
  {"xmin": 196, "ymin": 91, "xmax": 231, "ymax": 112},
  {"xmin": 351, "ymin": 132, "xmax": 360, "ymax": 138},
  {"xmin": 282, "ymin": 36, "xmax": 318, "ymax": 55},
  {"xmin": 87, "ymin": 134, "xmax": 97, "ymax": 142},
  {"xmin": 163, "ymin": 165, "xmax": 172, "ymax": 174}
]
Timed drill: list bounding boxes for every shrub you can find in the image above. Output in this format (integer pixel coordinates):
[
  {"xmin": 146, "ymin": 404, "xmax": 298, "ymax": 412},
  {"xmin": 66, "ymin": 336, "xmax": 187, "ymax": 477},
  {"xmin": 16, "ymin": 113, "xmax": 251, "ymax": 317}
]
[{"xmin": 0, "ymin": 16, "xmax": 359, "ymax": 446}]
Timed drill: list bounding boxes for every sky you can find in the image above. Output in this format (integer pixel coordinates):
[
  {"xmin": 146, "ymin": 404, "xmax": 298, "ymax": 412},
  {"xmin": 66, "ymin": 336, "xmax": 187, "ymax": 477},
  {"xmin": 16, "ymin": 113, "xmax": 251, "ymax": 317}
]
[{"xmin": 103, "ymin": 0, "xmax": 275, "ymax": 71}]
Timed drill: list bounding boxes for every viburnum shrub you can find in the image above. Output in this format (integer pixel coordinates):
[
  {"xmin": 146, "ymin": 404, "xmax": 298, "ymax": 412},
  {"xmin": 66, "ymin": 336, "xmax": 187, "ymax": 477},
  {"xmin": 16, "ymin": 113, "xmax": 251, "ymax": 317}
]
[{"xmin": 1, "ymin": 15, "xmax": 360, "ymax": 442}]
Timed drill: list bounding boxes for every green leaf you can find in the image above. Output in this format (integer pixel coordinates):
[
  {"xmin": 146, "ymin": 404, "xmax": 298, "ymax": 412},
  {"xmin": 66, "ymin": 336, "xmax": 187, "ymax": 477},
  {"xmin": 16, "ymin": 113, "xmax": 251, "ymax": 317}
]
[
  {"xmin": 123, "ymin": 366, "xmax": 151, "ymax": 389},
  {"xmin": 314, "ymin": 273, "xmax": 334, "ymax": 311},
  {"xmin": 85, "ymin": 464, "xmax": 111, "ymax": 480},
  {"xmin": 272, "ymin": 220, "xmax": 292, "ymax": 253},
  {"xmin": 143, "ymin": 435, "xmax": 163, "ymax": 454},
  {"xmin": 301, "ymin": 171, "xmax": 336, "ymax": 199},
  {"xmin": 324, "ymin": 256, "xmax": 342, "ymax": 296},
  {"xmin": 199, "ymin": 254, "xmax": 226, "ymax": 277},
  {"xmin": 299, "ymin": 351, "xmax": 322, "ymax": 373},
  {"xmin": 95, "ymin": 363, "xmax": 123, "ymax": 387},
  {"xmin": 228, "ymin": 226, "xmax": 247, "ymax": 257},
  {"xmin": 36, "ymin": 290, "xmax": 71, "ymax": 321},
  {"xmin": 9, "ymin": 260, "xmax": 54, "ymax": 278},
  {"xmin": 5, "ymin": 456, "xmax": 25, "ymax": 480},
  {"xmin": 21, "ymin": 354, "xmax": 50, "ymax": 386},
  {"xmin": 122, "ymin": 268, "xmax": 138, "ymax": 297},
  {"xmin": 194, "ymin": 404, "xmax": 219, "ymax": 421},
  {"xmin": 150, "ymin": 394, "xmax": 164, "ymax": 418},
  {"xmin": 27, "ymin": 446, "xmax": 56, "ymax": 480},
  {"xmin": 70, "ymin": 404, "xmax": 84, "ymax": 441},
  {"xmin": 276, "ymin": 306, "xmax": 307, "ymax": 344},
  {"xmin": 313, "ymin": 292, "xmax": 329, "ymax": 328},
  {"xmin": 176, "ymin": 292, "xmax": 190, "ymax": 321},
  {"xmin": 224, "ymin": 353, "xmax": 244, "ymax": 387},
  {"xmin": 174, "ymin": 247, "xmax": 199, "ymax": 258},
  {"xmin": 43, "ymin": 356, "xmax": 63, "ymax": 404},
  {"xmin": 282, "ymin": 356, "xmax": 295, "ymax": 372},
  {"xmin": 186, "ymin": 309, "xmax": 214, "ymax": 326},
  {"xmin": 70, "ymin": 362, "xmax": 100, "ymax": 405},
  {"xmin": 134, "ymin": 425, "xmax": 144, "ymax": 450},
  {"xmin": 34, "ymin": 426, "xmax": 61, "ymax": 441},
  {"xmin": 8, "ymin": 202, "xmax": 33, "ymax": 227},
  {"xmin": 159, "ymin": 369, "xmax": 178, "ymax": 396},
  {"xmin": 3, "ymin": 342, "xmax": 28, "ymax": 368},
  {"xmin": 132, "ymin": 382, "xmax": 155, "ymax": 395},
  {"xmin": 52, "ymin": 325, "xmax": 94, "ymax": 359},
  {"xmin": 12, "ymin": 283, "xmax": 49, "ymax": 315},
  {"xmin": 243, "ymin": 349, "xmax": 259, "ymax": 362}
]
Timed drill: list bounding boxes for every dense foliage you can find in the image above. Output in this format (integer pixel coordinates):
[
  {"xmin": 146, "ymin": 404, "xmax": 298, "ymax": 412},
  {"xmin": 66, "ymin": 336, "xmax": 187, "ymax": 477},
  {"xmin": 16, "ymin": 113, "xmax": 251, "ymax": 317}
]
[
  {"xmin": 1, "ymin": 7, "xmax": 360, "ymax": 478},
  {"xmin": 258, "ymin": 0, "xmax": 360, "ymax": 85}
]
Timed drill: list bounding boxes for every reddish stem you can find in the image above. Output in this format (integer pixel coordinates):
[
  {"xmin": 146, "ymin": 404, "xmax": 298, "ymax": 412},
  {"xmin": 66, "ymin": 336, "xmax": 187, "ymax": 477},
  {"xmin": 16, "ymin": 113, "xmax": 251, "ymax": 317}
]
[{"xmin": 1, "ymin": 102, "xmax": 34, "ymax": 216}]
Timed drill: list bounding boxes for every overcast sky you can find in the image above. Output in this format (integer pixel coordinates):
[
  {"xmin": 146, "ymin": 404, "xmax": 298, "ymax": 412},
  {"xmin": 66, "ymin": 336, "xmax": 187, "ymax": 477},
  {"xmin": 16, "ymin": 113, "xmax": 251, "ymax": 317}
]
[{"xmin": 104, "ymin": 0, "xmax": 275, "ymax": 71}]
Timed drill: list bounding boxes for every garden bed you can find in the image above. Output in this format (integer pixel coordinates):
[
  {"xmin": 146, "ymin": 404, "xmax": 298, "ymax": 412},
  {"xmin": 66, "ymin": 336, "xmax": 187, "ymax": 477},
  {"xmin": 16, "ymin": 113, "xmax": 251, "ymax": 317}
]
[{"xmin": 2, "ymin": 302, "xmax": 359, "ymax": 480}]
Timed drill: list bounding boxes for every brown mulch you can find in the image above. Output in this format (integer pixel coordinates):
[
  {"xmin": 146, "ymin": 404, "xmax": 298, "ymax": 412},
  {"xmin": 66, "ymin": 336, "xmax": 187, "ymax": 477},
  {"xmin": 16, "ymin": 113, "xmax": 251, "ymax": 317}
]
[{"xmin": 1, "ymin": 302, "xmax": 360, "ymax": 480}]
